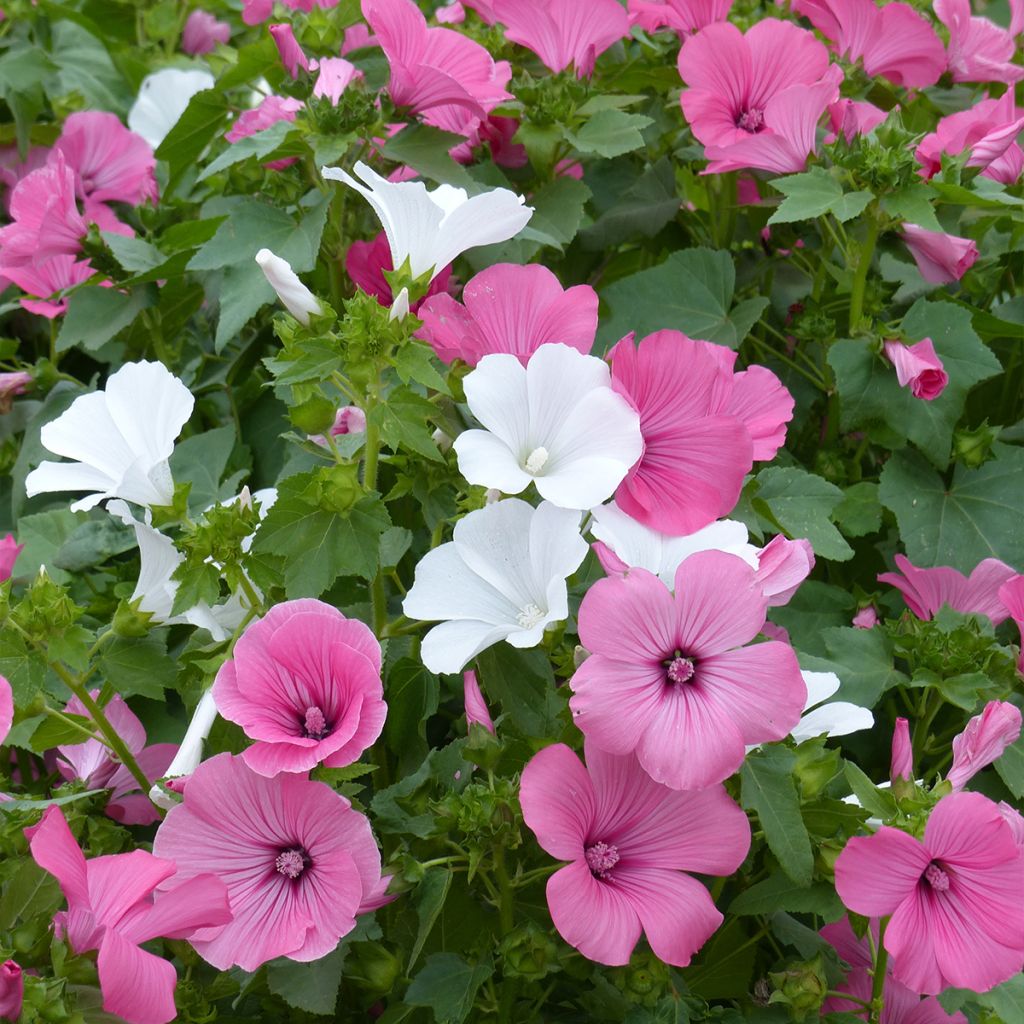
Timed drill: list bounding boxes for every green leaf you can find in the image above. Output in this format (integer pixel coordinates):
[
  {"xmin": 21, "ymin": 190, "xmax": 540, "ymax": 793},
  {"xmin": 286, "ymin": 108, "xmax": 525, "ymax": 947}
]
[
  {"xmin": 169, "ymin": 425, "xmax": 237, "ymax": 511},
  {"xmin": 518, "ymin": 177, "xmax": 592, "ymax": 251},
  {"xmin": 768, "ymin": 582, "xmax": 855, "ymax": 658},
  {"xmin": 266, "ymin": 945, "xmax": 345, "ymax": 1014},
  {"xmin": 843, "ymin": 760, "xmax": 897, "ymax": 820},
  {"xmin": 0, "ymin": 629, "xmax": 47, "ymax": 708},
  {"xmin": 97, "ymin": 635, "xmax": 177, "ymax": 700},
  {"xmin": 580, "ymin": 158, "xmax": 679, "ymax": 250},
  {"xmin": 371, "ymin": 387, "xmax": 442, "ymax": 462},
  {"xmin": 566, "ymin": 109, "xmax": 653, "ymax": 158},
  {"xmin": 384, "ymin": 657, "xmax": 440, "ymax": 762},
  {"xmin": 381, "ymin": 124, "xmax": 473, "ymax": 186},
  {"xmin": 829, "ymin": 190, "xmax": 874, "ymax": 223},
  {"xmin": 56, "ymin": 286, "xmax": 154, "ymax": 354},
  {"xmin": 800, "ymin": 627, "xmax": 908, "ymax": 708},
  {"xmin": 53, "ymin": 517, "xmax": 137, "ymax": 573},
  {"xmin": 198, "ymin": 120, "xmax": 297, "ymax": 181},
  {"xmin": 767, "ymin": 169, "xmax": 870, "ymax": 225},
  {"xmin": 683, "ymin": 915, "xmax": 757, "ymax": 999},
  {"xmin": 392, "ymin": 341, "xmax": 451, "ymax": 396},
  {"xmin": 474, "ymin": 646, "xmax": 563, "ymax": 735},
  {"xmin": 410, "ymin": 868, "xmax": 453, "ymax": 970},
  {"xmin": 729, "ymin": 873, "xmax": 843, "ymax": 919},
  {"xmin": 406, "ymin": 953, "xmax": 493, "ymax": 1024},
  {"xmin": 740, "ymin": 747, "xmax": 814, "ymax": 886},
  {"xmin": 15, "ymin": 509, "xmax": 82, "ymax": 584},
  {"xmin": 0, "ymin": 860, "xmax": 61, "ymax": 931},
  {"xmin": 832, "ymin": 481, "xmax": 882, "ymax": 538},
  {"xmin": 981, "ymin": 974, "xmax": 1024, "ymax": 1020},
  {"xmin": 102, "ymin": 233, "xmax": 165, "ymax": 273},
  {"xmin": 880, "ymin": 184, "xmax": 943, "ymax": 232},
  {"xmin": 49, "ymin": 21, "xmax": 131, "ymax": 113},
  {"xmin": 156, "ymin": 87, "xmax": 229, "ymax": 189},
  {"xmin": 878, "ymin": 443, "xmax": 1024, "ymax": 572},
  {"xmin": 29, "ymin": 713, "xmax": 94, "ymax": 751},
  {"xmin": 753, "ymin": 467, "xmax": 853, "ymax": 562},
  {"xmin": 995, "ymin": 732, "xmax": 1024, "ymax": 799}
]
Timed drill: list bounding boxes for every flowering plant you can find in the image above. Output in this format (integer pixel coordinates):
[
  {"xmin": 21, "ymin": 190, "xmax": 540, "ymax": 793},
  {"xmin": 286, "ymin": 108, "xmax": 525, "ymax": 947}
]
[{"xmin": 0, "ymin": 0, "xmax": 1021, "ymax": 1022}]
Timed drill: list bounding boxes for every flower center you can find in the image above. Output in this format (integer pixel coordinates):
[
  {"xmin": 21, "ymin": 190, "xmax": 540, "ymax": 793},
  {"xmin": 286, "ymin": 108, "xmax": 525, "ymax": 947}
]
[
  {"xmin": 524, "ymin": 446, "xmax": 550, "ymax": 474},
  {"xmin": 584, "ymin": 841, "xmax": 620, "ymax": 880},
  {"xmin": 924, "ymin": 862, "xmax": 949, "ymax": 891},
  {"xmin": 275, "ymin": 847, "xmax": 311, "ymax": 879},
  {"xmin": 302, "ymin": 705, "xmax": 331, "ymax": 740},
  {"xmin": 664, "ymin": 654, "xmax": 695, "ymax": 685},
  {"xmin": 516, "ymin": 603, "xmax": 544, "ymax": 629},
  {"xmin": 737, "ymin": 107, "xmax": 765, "ymax": 133}
]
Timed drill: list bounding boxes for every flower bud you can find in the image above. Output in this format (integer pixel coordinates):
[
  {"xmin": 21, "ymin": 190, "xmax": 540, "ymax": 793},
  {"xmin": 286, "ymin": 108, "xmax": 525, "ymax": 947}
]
[
  {"xmin": 768, "ymin": 955, "xmax": 827, "ymax": 1020},
  {"xmin": 891, "ymin": 717, "xmax": 913, "ymax": 782},
  {"xmin": 953, "ymin": 421, "xmax": 999, "ymax": 469},
  {"xmin": 255, "ymin": 248, "xmax": 320, "ymax": 325},
  {"xmin": 0, "ymin": 960, "xmax": 23, "ymax": 1021}
]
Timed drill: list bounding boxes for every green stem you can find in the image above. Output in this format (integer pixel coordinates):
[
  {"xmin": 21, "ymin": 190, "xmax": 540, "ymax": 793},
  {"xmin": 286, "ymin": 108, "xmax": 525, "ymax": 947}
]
[
  {"xmin": 492, "ymin": 844, "xmax": 514, "ymax": 934},
  {"xmin": 869, "ymin": 918, "xmax": 889, "ymax": 1024},
  {"xmin": 237, "ymin": 572, "xmax": 265, "ymax": 616},
  {"xmin": 362, "ymin": 376, "xmax": 388, "ymax": 637},
  {"xmin": 826, "ymin": 991, "xmax": 872, "ymax": 1010},
  {"xmin": 848, "ymin": 204, "xmax": 881, "ymax": 332}
]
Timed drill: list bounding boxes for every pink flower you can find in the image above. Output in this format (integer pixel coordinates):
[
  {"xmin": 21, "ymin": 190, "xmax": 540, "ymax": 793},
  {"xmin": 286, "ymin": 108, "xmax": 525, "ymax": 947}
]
[
  {"xmin": 213, "ymin": 599, "xmax": 386, "ymax": 777},
  {"xmin": 345, "ymin": 230, "xmax": 452, "ymax": 309},
  {"xmin": 489, "ymin": 0, "xmax": 629, "ymax": 76},
  {"xmin": 0, "ymin": 143, "xmax": 49, "ymax": 202},
  {"xmin": 568, "ymin": 551, "xmax": 806, "ymax": 790},
  {"xmin": 628, "ymin": 0, "xmax": 732, "ymax": 35},
  {"xmin": 182, "ymin": 10, "xmax": 231, "ymax": 54},
  {"xmin": 436, "ymin": 1, "xmax": 465, "ymax": 22},
  {"xmin": 754, "ymin": 535, "xmax": 814, "ymax": 606},
  {"xmin": 827, "ymin": 98, "xmax": 887, "ymax": 144},
  {"xmin": 935, "ymin": 0, "xmax": 1024, "ymax": 84},
  {"xmin": 948, "ymin": 701, "xmax": 1022, "ymax": 791},
  {"xmin": 225, "ymin": 95, "xmax": 304, "ymax": 173},
  {"xmin": 55, "ymin": 691, "xmax": 176, "ymax": 826},
  {"xmin": 609, "ymin": 330, "xmax": 793, "ymax": 535},
  {"xmin": 3, "ymin": 255, "xmax": 97, "ymax": 319},
  {"xmin": 309, "ymin": 405, "xmax": 367, "ymax": 445},
  {"xmin": 821, "ymin": 917, "xmax": 966, "ymax": 1023},
  {"xmin": 26, "ymin": 806, "xmax": 232, "ymax": 1024},
  {"xmin": 998, "ymin": 575, "xmax": 1024, "ymax": 675},
  {"xmin": 0, "ymin": 372, "xmax": 31, "ymax": 409},
  {"xmin": 878, "ymin": 554, "xmax": 1016, "ymax": 625},
  {"xmin": 270, "ymin": 23, "xmax": 310, "ymax": 78},
  {"xmin": 1012, "ymin": 0, "xmax": 1024, "ymax": 35},
  {"xmin": 520, "ymin": 740, "xmax": 750, "ymax": 965},
  {"xmin": 677, "ymin": 21, "xmax": 831, "ymax": 148},
  {"xmin": 901, "ymin": 224, "xmax": 978, "ymax": 285},
  {"xmin": 891, "ymin": 717, "xmax": 913, "ymax": 783},
  {"xmin": 364, "ymin": 0, "xmax": 512, "ymax": 138},
  {"xmin": 834, "ymin": 791, "xmax": 1024, "ymax": 994},
  {"xmin": 313, "ymin": 57, "xmax": 362, "ymax": 104},
  {"xmin": 417, "ymin": 264, "xmax": 597, "ymax": 367},
  {"xmin": 0, "ymin": 534, "xmax": 22, "ymax": 583},
  {"xmin": 153, "ymin": 753, "xmax": 382, "ymax": 970},
  {"xmin": 462, "ymin": 0, "xmax": 497, "ymax": 21},
  {"xmin": 882, "ymin": 338, "xmax": 948, "ymax": 400},
  {"xmin": 792, "ymin": 0, "xmax": 945, "ymax": 88},
  {"xmin": 0, "ymin": 675, "xmax": 11, "ymax": 745},
  {"xmin": 242, "ymin": 0, "xmax": 272, "ymax": 23},
  {"xmin": 853, "ymin": 605, "xmax": 879, "ymax": 629},
  {"xmin": 0, "ymin": 960, "xmax": 22, "ymax": 1022},
  {"xmin": 341, "ymin": 21, "xmax": 378, "ymax": 52},
  {"xmin": 463, "ymin": 670, "xmax": 495, "ymax": 733}
]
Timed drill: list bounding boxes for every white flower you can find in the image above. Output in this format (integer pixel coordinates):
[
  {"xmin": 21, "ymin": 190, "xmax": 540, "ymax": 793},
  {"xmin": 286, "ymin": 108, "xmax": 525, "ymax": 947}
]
[
  {"xmin": 255, "ymin": 249, "xmax": 320, "ymax": 325},
  {"xmin": 25, "ymin": 361, "xmax": 193, "ymax": 512},
  {"xmin": 403, "ymin": 498, "xmax": 588, "ymax": 674},
  {"xmin": 128, "ymin": 68, "xmax": 216, "ymax": 149},
  {"xmin": 589, "ymin": 502, "xmax": 759, "ymax": 587},
  {"xmin": 454, "ymin": 344, "xmax": 644, "ymax": 511},
  {"xmin": 791, "ymin": 670, "xmax": 874, "ymax": 742},
  {"xmin": 150, "ymin": 690, "xmax": 218, "ymax": 809},
  {"xmin": 321, "ymin": 160, "xmax": 533, "ymax": 281},
  {"xmin": 389, "ymin": 286, "xmax": 410, "ymax": 322}
]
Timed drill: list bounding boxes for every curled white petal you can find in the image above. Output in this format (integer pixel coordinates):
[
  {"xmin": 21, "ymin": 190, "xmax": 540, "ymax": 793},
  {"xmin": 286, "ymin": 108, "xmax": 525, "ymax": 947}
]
[
  {"xmin": 255, "ymin": 248, "xmax": 320, "ymax": 325},
  {"xmin": 149, "ymin": 690, "xmax": 219, "ymax": 809}
]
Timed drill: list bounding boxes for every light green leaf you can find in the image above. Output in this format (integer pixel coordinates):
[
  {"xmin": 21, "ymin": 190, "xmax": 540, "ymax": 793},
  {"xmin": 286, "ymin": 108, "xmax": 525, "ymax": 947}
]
[
  {"xmin": 800, "ymin": 627, "xmax": 909, "ymax": 708},
  {"xmin": 198, "ymin": 120, "xmax": 297, "ymax": 181},
  {"xmin": 56, "ymin": 286, "xmax": 154, "ymax": 354},
  {"xmin": 753, "ymin": 467, "xmax": 853, "ymax": 562},
  {"xmin": 566, "ymin": 109, "xmax": 653, "ymax": 158}
]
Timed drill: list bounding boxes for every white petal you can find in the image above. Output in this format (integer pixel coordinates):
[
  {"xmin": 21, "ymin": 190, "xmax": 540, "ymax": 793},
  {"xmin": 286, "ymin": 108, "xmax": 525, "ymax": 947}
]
[
  {"xmin": 801, "ymin": 669, "xmax": 841, "ymax": 710},
  {"xmin": 535, "ymin": 456, "xmax": 637, "ymax": 510},
  {"xmin": 389, "ymin": 287, "xmax": 410, "ymax": 322},
  {"xmin": 462, "ymin": 352, "xmax": 530, "ymax": 452},
  {"xmin": 255, "ymin": 249, "xmax": 320, "ymax": 324},
  {"xmin": 792, "ymin": 701, "xmax": 874, "ymax": 742},
  {"xmin": 525, "ymin": 344, "xmax": 613, "ymax": 446},
  {"xmin": 434, "ymin": 187, "xmax": 533, "ymax": 271},
  {"xmin": 420, "ymin": 619, "xmax": 514, "ymax": 675},
  {"xmin": 128, "ymin": 68, "xmax": 216, "ymax": 149},
  {"xmin": 25, "ymin": 460, "xmax": 116, "ymax": 501},
  {"xmin": 528, "ymin": 502, "xmax": 588, "ymax": 592},
  {"xmin": 590, "ymin": 501, "xmax": 668, "ymax": 578},
  {"xmin": 38, "ymin": 391, "xmax": 138, "ymax": 477},
  {"xmin": 453, "ymin": 430, "xmax": 532, "ymax": 495}
]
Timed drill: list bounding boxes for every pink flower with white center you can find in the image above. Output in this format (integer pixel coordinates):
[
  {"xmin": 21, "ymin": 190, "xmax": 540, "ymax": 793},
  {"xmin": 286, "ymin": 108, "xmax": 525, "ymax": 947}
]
[
  {"xmin": 883, "ymin": 338, "xmax": 948, "ymax": 400},
  {"xmin": 313, "ymin": 57, "xmax": 363, "ymax": 104},
  {"xmin": 999, "ymin": 575, "xmax": 1024, "ymax": 675},
  {"xmin": 877, "ymin": 554, "xmax": 1016, "ymax": 625},
  {"xmin": 834, "ymin": 791, "xmax": 1024, "ymax": 994},
  {"xmin": 935, "ymin": 0, "xmax": 1024, "ymax": 84},
  {"xmin": 213, "ymin": 599, "xmax": 386, "ymax": 777},
  {"xmin": 677, "ymin": 21, "xmax": 831, "ymax": 148},
  {"xmin": 56, "ymin": 691, "xmax": 176, "ymax": 826},
  {"xmin": 520, "ymin": 740, "xmax": 750, "ymax": 966},
  {"xmin": 489, "ymin": 0, "xmax": 629, "ymax": 76},
  {"xmin": 609, "ymin": 330, "xmax": 793, "ymax": 536},
  {"xmin": 182, "ymin": 10, "xmax": 231, "ymax": 54},
  {"xmin": 53, "ymin": 112, "xmax": 158, "ymax": 207},
  {"xmin": 628, "ymin": 0, "xmax": 733, "ymax": 35},
  {"xmin": 270, "ymin": 23, "xmax": 310, "ymax": 78},
  {"xmin": 0, "ymin": 534, "xmax": 21, "ymax": 583},
  {"xmin": 792, "ymin": 0, "xmax": 946, "ymax": 88},
  {"xmin": 569, "ymin": 550, "xmax": 806, "ymax": 790},
  {"xmin": 891, "ymin": 717, "xmax": 913, "ymax": 783},
  {"xmin": 0, "ymin": 960, "xmax": 22, "ymax": 1023},
  {"xmin": 901, "ymin": 225, "xmax": 978, "ymax": 285},
  {"xmin": 463, "ymin": 670, "xmax": 495, "ymax": 734},
  {"xmin": 153, "ymin": 753, "xmax": 382, "ymax": 970},
  {"xmin": 0, "ymin": 675, "xmax": 11, "ymax": 745},
  {"xmin": 947, "ymin": 701, "xmax": 1022, "ymax": 791},
  {"xmin": 853, "ymin": 605, "xmax": 878, "ymax": 629},
  {"xmin": 821, "ymin": 917, "xmax": 966, "ymax": 1024},
  {"xmin": 827, "ymin": 98, "xmax": 887, "ymax": 144},
  {"xmin": 26, "ymin": 806, "xmax": 232, "ymax": 1024},
  {"xmin": 346, "ymin": 231, "xmax": 452, "ymax": 310},
  {"xmin": 417, "ymin": 264, "xmax": 597, "ymax": 366}
]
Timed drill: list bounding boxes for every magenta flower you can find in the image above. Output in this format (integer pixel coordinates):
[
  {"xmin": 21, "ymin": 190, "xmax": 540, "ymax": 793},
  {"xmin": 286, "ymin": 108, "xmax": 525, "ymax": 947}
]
[
  {"xmin": 891, "ymin": 717, "xmax": 913, "ymax": 783},
  {"xmin": 341, "ymin": 21, "xmax": 377, "ymax": 52},
  {"xmin": 0, "ymin": 960, "xmax": 22, "ymax": 1022},
  {"xmin": 3, "ymin": 254, "xmax": 98, "ymax": 319},
  {"xmin": 948, "ymin": 701, "xmax": 1022, "ymax": 791},
  {"xmin": 520, "ymin": 740, "xmax": 750, "ymax": 965},
  {"xmin": 26, "ymin": 806, "xmax": 232, "ymax": 1024},
  {"xmin": 935, "ymin": 0, "xmax": 1024, "ymax": 84},
  {"xmin": 345, "ymin": 231, "xmax": 452, "ymax": 310},
  {"xmin": 182, "ymin": 10, "xmax": 231, "ymax": 54},
  {"xmin": 153, "ymin": 753, "xmax": 383, "ymax": 970},
  {"xmin": 882, "ymin": 338, "xmax": 948, "ymax": 401},
  {"xmin": 463, "ymin": 670, "xmax": 495, "ymax": 734},
  {"xmin": 313, "ymin": 57, "xmax": 362, "ymax": 104},
  {"xmin": 0, "ymin": 674, "xmax": 11, "ymax": 745},
  {"xmin": 53, "ymin": 112, "xmax": 158, "ymax": 208},
  {"xmin": 834, "ymin": 791, "xmax": 1024, "ymax": 994},
  {"xmin": 677, "ymin": 20, "xmax": 831, "ymax": 148},
  {"xmin": 628, "ymin": 0, "xmax": 732, "ymax": 35},
  {"xmin": 213, "ymin": 599, "xmax": 386, "ymax": 777},
  {"xmin": 489, "ymin": 0, "xmax": 629, "ymax": 76},
  {"xmin": 901, "ymin": 224, "xmax": 978, "ymax": 285},
  {"xmin": 609, "ymin": 330, "xmax": 793, "ymax": 535},
  {"xmin": 999, "ymin": 575, "xmax": 1024, "ymax": 675},
  {"xmin": 270, "ymin": 23, "xmax": 310, "ymax": 78},
  {"xmin": 417, "ymin": 264, "xmax": 597, "ymax": 367},
  {"xmin": 878, "ymin": 554, "xmax": 1016, "ymax": 625},
  {"xmin": 0, "ymin": 533, "xmax": 22, "ymax": 581},
  {"xmin": 569, "ymin": 551, "xmax": 806, "ymax": 790}
]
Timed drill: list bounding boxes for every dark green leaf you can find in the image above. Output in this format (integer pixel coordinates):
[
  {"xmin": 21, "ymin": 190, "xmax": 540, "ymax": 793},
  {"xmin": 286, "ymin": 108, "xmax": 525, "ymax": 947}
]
[
  {"xmin": 753, "ymin": 467, "xmax": 853, "ymax": 562},
  {"xmin": 410, "ymin": 868, "xmax": 453, "ymax": 969},
  {"xmin": 266, "ymin": 945, "xmax": 345, "ymax": 1014},
  {"xmin": 56, "ymin": 286, "xmax": 154, "ymax": 354},
  {"xmin": 381, "ymin": 124, "xmax": 472, "ymax": 186},
  {"xmin": 800, "ymin": 627, "xmax": 908, "ymax": 708},
  {"xmin": 156, "ymin": 88, "xmax": 229, "ymax": 189},
  {"xmin": 843, "ymin": 760, "xmax": 897, "ymax": 820},
  {"xmin": 198, "ymin": 120, "xmax": 297, "ymax": 181},
  {"xmin": 29, "ymin": 713, "xmax": 94, "ymax": 751},
  {"xmin": 371, "ymin": 387, "xmax": 441, "ymax": 462},
  {"xmin": 97, "ymin": 635, "xmax": 177, "ymax": 700},
  {"xmin": 995, "ymin": 733, "xmax": 1024, "ymax": 799},
  {"xmin": 406, "ymin": 953, "xmax": 493, "ymax": 1024},
  {"xmin": 474, "ymin": 646, "xmax": 563, "ymax": 736},
  {"xmin": 169, "ymin": 425, "xmax": 237, "ymax": 511},
  {"xmin": 566, "ymin": 109, "xmax": 653, "ymax": 158},
  {"xmin": 729, "ymin": 873, "xmax": 843, "ymax": 919},
  {"xmin": 832, "ymin": 482, "xmax": 882, "ymax": 538}
]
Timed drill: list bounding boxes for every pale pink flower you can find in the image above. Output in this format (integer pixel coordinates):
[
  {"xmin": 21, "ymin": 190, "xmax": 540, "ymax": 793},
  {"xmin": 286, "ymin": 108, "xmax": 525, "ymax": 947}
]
[
  {"xmin": 754, "ymin": 535, "xmax": 815, "ymax": 606},
  {"xmin": 520, "ymin": 740, "xmax": 750, "ymax": 965},
  {"xmin": 834, "ymin": 791, "xmax": 1024, "ymax": 994},
  {"xmin": 3, "ymin": 255, "xmax": 97, "ymax": 318},
  {"xmin": 417, "ymin": 264, "xmax": 597, "ymax": 367},
  {"xmin": 489, "ymin": 0, "xmax": 629, "ymax": 76},
  {"xmin": 213, "ymin": 599, "xmax": 386, "ymax": 777},
  {"xmin": 792, "ymin": 0, "xmax": 946, "ymax": 88},
  {"xmin": 883, "ymin": 338, "xmax": 948, "ymax": 400},
  {"xmin": 226, "ymin": 95, "xmax": 304, "ymax": 144},
  {"xmin": 0, "ymin": 371, "xmax": 31, "ymax": 407},
  {"xmin": 242, "ymin": 0, "xmax": 273, "ymax": 23},
  {"xmin": 182, "ymin": 9, "xmax": 231, "ymax": 54},
  {"xmin": 878, "ymin": 554, "xmax": 1016, "ymax": 624},
  {"xmin": 0, "ymin": 961, "xmax": 22, "ymax": 1023},
  {"xmin": 827, "ymin": 98, "xmax": 887, "ymax": 144},
  {"xmin": 901, "ymin": 224, "xmax": 978, "ymax": 284},
  {"xmin": 341, "ymin": 22, "xmax": 378, "ymax": 52},
  {"xmin": 56, "ymin": 691, "xmax": 176, "ymax": 826},
  {"xmin": 891, "ymin": 718, "xmax": 913, "ymax": 783},
  {"xmin": 463, "ymin": 670, "xmax": 495, "ymax": 734},
  {"xmin": 852, "ymin": 604, "xmax": 878, "ymax": 628},
  {"xmin": 26, "ymin": 806, "xmax": 232, "ymax": 1024},
  {"xmin": 309, "ymin": 405, "xmax": 367, "ymax": 446},
  {"xmin": 948, "ymin": 702, "xmax": 1022, "ymax": 791},
  {"xmin": 313, "ymin": 57, "xmax": 362, "ymax": 104},
  {"xmin": 0, "ymin": 534, "xmax": 21, "ymax": 583},
  {"xmin": 998, "ymin": 575, "xmax": 1024, "ymax": 675},
  {"xmin": 345, "ymin": 231, "xmax": 452, "ymax": 310},
  {"xmin": 0, "ymin": 143, "xmax": 49, "ymax": 201},
  {"xmin": 609, "ymin": 330, "xmax": 793, "ymax": 535},
  {"xmin": 153, "ymin": 753, "xmax": 382, "ymax": 970},
  {"xmin": 270, "ymin": 23, "xmax": 310, "ymax": 77},
  {"xmin": 935, "ymin": 0, "xmax": 1024, "ymax": 84},
  {"xmin": 569, "ymin": 551, "xmax": 806, "ymax": 790},
  {"xmin": 0, "ymin": 675, "xmax": 11, "ymax": 745},
  {"xmin": 436, "ymin": 1, "xmax": 465, "ymax": 22},
  {"xmin": 628, "ymin": 0, "xmax": 732, "ymax": 35},
  {"xmin": 1012, "ymin": 0, "xmax": 1024, "ymax": 35}
]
